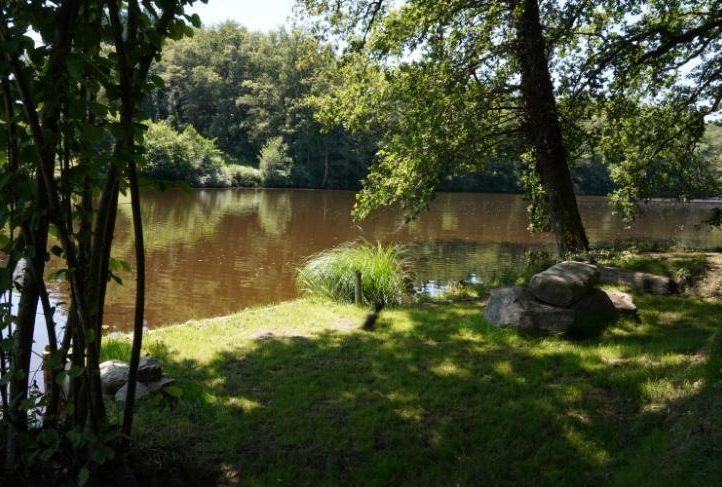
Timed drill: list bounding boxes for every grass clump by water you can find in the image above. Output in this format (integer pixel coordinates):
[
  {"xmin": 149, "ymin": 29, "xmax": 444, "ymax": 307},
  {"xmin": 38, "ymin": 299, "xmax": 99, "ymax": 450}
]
[{"xmin": 296, "ymin": 241, "xmax": 413, "ymax": 305}]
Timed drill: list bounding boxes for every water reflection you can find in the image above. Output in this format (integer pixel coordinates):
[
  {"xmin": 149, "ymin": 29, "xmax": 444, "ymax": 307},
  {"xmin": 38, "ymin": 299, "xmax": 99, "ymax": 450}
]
[
  {"xmin": 101, "ymin": 190, "xmax": 722, "ymax": 331},
  {"xmin": 2, "ymin": 289, "xmax": 66, "ymax": 393}
]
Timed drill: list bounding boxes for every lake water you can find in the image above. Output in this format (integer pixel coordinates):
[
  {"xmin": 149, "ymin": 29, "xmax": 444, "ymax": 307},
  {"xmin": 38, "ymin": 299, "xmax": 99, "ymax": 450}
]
[{"xmin": 89, "ymin": 189, "xmax": 722, "ymax": 331}]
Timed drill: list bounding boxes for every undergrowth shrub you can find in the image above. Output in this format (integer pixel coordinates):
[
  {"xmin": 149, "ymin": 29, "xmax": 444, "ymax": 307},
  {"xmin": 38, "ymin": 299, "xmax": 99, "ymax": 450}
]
[
  {"xmin": 259, "ymin": 137, "xmax": 293, "ymax": 187},
  {"xmin": 296, "ymin": 241, "xmax": 413, "ymax": 305},
  {"xmin": 143, "ymin": 121, "xmax": 231, "ymax": 187},
  {"xmin": 226, "ymin": 164, "xmax": 262, "ymax": 187}
]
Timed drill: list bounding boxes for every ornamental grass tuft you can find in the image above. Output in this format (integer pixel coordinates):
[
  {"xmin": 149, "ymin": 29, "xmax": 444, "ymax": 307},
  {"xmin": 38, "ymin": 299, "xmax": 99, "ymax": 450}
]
[{"xmin": 296, "ymin": 241, "xmax": 413, "ymax": 305}]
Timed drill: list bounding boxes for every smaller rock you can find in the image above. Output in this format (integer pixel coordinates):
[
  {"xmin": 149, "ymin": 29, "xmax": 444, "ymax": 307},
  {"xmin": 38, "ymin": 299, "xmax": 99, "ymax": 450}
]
[
  {"xmin": 114, "ymin": 382, "xmax": 151, "ymax": 402},
  {"xmin": 598, "ymin": 266, "xmax": 677, "ymax": 295},
  {"xmin": 528, "ymin": 261, "xmax": 600, "ymax": 307},
  {"xmin": 571, "ymin": 289, "xmax": 619, "ymax": 322},
  {"xmin": 137, "ymin": 357, "xmax": 163, "ymax": 383},
  {"xmin": 605, "ymin": 290, "xmax": 638, "ymax": 315},
  {"xmin": 100, "ymin": 360, "xmax": 129, "ymax": 395},
  {"xmin": 61, "ymin": 361, "xmax": 72, "ymax": 398},
  {"xmin": 145, "ymin": 376, "xmax": 176, "ymax": 394}
]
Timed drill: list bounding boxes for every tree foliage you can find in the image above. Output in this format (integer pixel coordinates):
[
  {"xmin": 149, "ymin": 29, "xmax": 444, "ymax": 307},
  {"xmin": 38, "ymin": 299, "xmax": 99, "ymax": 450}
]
[
  {"xmin": 259, "ymin": 136, "xmax": 295, "ymax": 187},
  {"xmin": 559, "ymin": 0, "xmax": 722, "ymax": 218},
  {"xmin": 0, "ymin": 0, "xmax": 198, "ymax": 482},
  {"xmin": 147, "ymin": 23, "xmax": 377, "ymax": 188},
  {"xmin": 143, "ymin": 120, "xmax": 231, "ymax": 187},
  {"xmin": 300, "ymin": 0, "xmax": 595, "ymax": 252},
  {"xmin": 299, "ymin": 0, "xmax": 722, "ymax": 232}
]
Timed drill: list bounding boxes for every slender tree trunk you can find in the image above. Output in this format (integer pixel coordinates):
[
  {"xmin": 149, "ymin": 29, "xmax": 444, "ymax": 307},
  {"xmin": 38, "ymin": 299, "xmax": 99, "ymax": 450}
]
[
  {"xmin": 514, "ymin": 0, "xmax": 588, "ymax": 254},
  {"xmin": 1, "ymin": 74, "xmax": 17, "ymax": 422},
  {"xmin": 122, "ymin": 153, "xmax": 146, "ymax": 438},
  {"xmin": 107, "ymin": 0, "xmax": 147, "ymax": 439}
]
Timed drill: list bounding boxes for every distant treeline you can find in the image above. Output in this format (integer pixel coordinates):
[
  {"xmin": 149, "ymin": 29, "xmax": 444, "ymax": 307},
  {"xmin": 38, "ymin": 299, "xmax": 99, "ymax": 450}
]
[
  {"xmin": 144, "ymin": 23, "xmax": 374, "ymax": 190},
  {"xmin": 143, "ymin": 23, "xmax": 719, "ymax": 195}
]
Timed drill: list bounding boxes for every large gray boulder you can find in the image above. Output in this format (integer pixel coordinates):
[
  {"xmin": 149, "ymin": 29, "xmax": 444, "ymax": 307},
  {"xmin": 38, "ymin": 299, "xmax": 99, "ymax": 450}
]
[
  {"xmin": 484, "ymin": 286, "xmax": 575, "ymax": 334},
  {"xmin": 100, "ymin": 360, "xmax": 129, "ymax": 395},
  {"xmin": 528, "ymin": 261, "xmax": 600, "ymax": 307}
]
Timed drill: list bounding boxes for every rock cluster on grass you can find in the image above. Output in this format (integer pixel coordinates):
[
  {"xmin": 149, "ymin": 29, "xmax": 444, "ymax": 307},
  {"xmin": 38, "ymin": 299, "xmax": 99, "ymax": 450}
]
[
  {"xmin": 484, "ymin": 261, "xmax": 643, "ymax": 334},
  {"xmin": 99, "ymin": 357, "xmax": 175, "ymax": 402}
]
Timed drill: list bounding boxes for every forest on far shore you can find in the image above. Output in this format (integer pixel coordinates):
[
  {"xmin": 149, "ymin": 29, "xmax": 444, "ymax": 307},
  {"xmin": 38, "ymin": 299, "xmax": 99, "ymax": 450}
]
[{"xmin": 142, "ymin": 22, "xmax": 722, "ymax": 197}]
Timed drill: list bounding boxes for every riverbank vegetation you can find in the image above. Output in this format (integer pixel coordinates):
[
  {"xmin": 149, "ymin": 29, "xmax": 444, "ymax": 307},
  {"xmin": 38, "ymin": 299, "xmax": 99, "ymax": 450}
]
[
  {"xmin": 296, "ymin": 242, "xmax": 413, "ymax": 305},
  {"xmin": 98, "ymin": 268, "xmax": 722, "ymax": 484}
]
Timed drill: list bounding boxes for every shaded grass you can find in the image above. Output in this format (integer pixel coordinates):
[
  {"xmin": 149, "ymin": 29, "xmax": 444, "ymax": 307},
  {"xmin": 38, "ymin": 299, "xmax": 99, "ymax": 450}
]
[{"xmin": 101, "ymin": 293, "xmax": 722, "ymax": 486}]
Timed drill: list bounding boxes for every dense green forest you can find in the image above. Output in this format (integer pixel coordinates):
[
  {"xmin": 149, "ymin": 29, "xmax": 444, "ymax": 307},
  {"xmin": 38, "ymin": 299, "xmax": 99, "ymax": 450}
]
[
  {"xmin": 142, "ymin": 23, "xmax": 722, "ymax": 198},
  {"xmin": 143, "ymin": 24, "xmax": 376, "ymax": 190}
]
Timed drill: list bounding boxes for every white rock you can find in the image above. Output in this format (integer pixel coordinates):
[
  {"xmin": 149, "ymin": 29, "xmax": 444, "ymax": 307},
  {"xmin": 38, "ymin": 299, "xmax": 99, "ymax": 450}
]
[{"xmin": 100, "ymin": 360, "xmax": 129, "ymax": 395}]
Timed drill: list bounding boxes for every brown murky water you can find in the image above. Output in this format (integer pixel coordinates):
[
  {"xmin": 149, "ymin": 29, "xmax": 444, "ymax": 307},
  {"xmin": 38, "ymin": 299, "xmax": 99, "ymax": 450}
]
[{"xmin": 96, "ymin": 189, "xmax": 722, "ymax": 330}]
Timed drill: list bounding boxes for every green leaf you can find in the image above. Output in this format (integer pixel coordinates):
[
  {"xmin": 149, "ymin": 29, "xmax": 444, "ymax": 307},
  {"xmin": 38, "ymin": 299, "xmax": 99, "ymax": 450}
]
[
  {"xmin": 66, "ymin": 55, "xmax": 84, "ymax": 81},
  {"xmin": 47, "ymin": 269, "xmax": 68, "ymax": 282},
  {"xmin": 43, "ymin": 350, "xmax": 64, "ymax": 370},
  {"xmin": 78, "ymin": 467, "xmax": 90, "ymax": 486},
  {"xmin": 109, "ymin": 257, "xmax": 132, "ymax": 273},
  {"xmin": 67, "ymin": 366, "xmax": 85, "ymax": 379},
  {"xmin": 39, "ymin": 448, "xmax": 55, "ymax": 461},
  {"xmin": 150, "ymin": 74, "xmax": 165, "ymax": 88},
  {"xmin": 164, "ymin": 385, "xmax": 183, "ymax": 398},
  {"xmin": 82, "ymin": 124, "xmax": 106, "ymax": 143},
  {"xmin": 0, "ymin": 233, "xmax": 10, "ymax": 249},
  {"xmin": 90, "ymin": 444, "xmax": 115, "ymax": 464},
  {"xmin": 66, "ymin": 429, "xmax": 84, "ymax": 448},
  {"xmin": 89, "ymin": 101, "xmax": 109, "ymax": 117},
  {"xmin": 0, "ymin": 369, "xmax": 13, "ymax": 386},
  {"xmin": 38, "ymin": 429, "xmax": 60, "ymax": 446},
  {"xmin": 20, "ymin": 397, "xmax": 36, "ymax": 411}
]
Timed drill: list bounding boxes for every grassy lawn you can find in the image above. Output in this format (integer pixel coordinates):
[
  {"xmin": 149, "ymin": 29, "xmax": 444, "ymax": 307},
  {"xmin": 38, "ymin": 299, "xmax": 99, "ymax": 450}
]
[{"xmin": 103, "ymin": 291, "xmax": 722, "ymax": 486}]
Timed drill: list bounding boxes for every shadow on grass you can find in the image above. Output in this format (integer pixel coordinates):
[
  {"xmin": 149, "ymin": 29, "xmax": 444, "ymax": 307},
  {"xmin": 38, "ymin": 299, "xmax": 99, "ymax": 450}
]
[{"xmin": 104, "ymin": 296, "xmax": 722, "ymax": 486}]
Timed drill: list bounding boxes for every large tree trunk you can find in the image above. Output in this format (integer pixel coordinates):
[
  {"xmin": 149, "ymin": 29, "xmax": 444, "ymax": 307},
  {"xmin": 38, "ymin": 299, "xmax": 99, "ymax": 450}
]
[{"xmin": 514, "ymin": 0, "xmax": 589, "ymax": 254}]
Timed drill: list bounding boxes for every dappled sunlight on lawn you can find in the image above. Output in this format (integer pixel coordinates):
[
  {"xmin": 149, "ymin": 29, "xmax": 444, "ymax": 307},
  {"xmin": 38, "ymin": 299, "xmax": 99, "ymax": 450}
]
[{"xmin": 102, "ymin": 296, "xmax": 722, "ymax": 485}]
